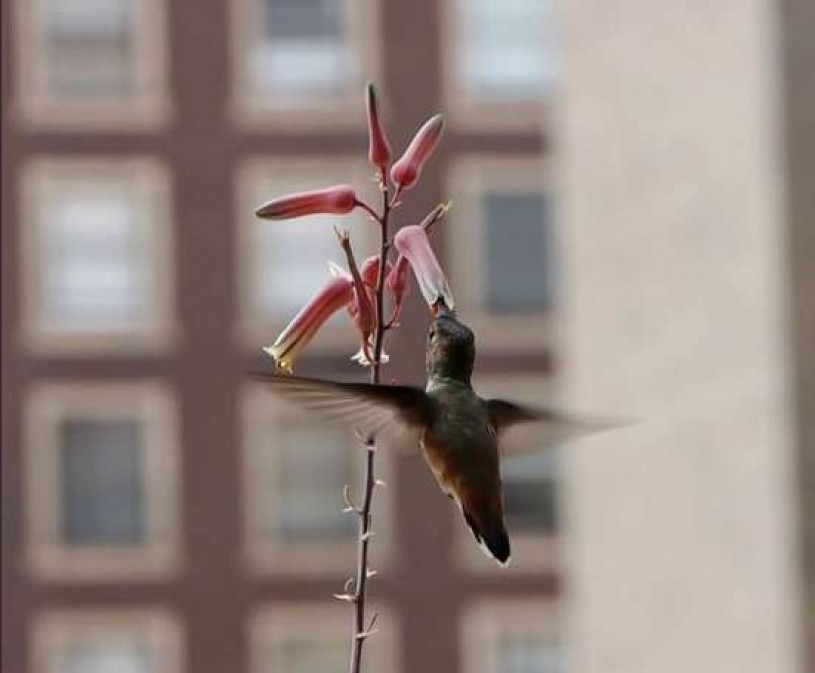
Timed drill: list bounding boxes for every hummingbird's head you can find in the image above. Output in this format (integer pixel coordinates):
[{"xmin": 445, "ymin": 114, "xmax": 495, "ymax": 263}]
[{"xmin": 426, "ymin": 309, "xmax": 475, "ymax": 382}]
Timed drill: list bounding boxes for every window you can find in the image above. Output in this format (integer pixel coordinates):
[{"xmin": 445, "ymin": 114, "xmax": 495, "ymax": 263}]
[
  {"xmin": 503, "ymin": 451, "xmax": 558, "ymax": 535},
  {"xmin": 446, "ymin": 157, "xmax": 554, "ymax": 350},
  {"xmin": 242, "ymin": 385, "xmax": 395, "ymax": 574},
  {"xmin": 236, "ymin": 158, "xmax": 378, "ymax": 351},
  {"xmin": 24, "ymin": 382, "xmax": 180, "ymax": 580},
  {"xmin": 14, "ymin": 0, "xmax": 169, "ymax": 129},
  {"xmin": 484, "ymin": 193, "xmax": 551, "ymax": 313},
  {"xmin": 44, "ymin": 0, "xmax": 133, "ymax": 97},
  {"xmin": 231, "ymin": 0, "xmax": 380, "ymax": 127},
  {"xmin": 461, "ymin": 600, "xmax": 563, "ymax": 673},
  {"xmin": 496, "ymin": 634, "xmax": 564, "ymax": 673},
  {"xmin": 456, "ymin": 377, "xmax": 560, "ymax": 573},
  {"xmin": 31, "ymin": 609, "xmax": 183, "ymax": 673},
  {"xmin": 19, "ymin": 158, "xmax": 175, "ymax": 354},
  {"xmin": 61, "ymin": 420, "xmax": 145, "ymax": 544},
  {"xmin": 249, "ymin": 603, "xmax": 397, "ymax": 673},
  {"xmin": 444, "ymin": 0, "xmax": 554, "ymax": 127}
]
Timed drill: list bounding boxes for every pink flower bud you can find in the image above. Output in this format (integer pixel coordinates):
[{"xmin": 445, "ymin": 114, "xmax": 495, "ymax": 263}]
[
  {"xmin": 366, "ymin": 83, "xmax": 392, "ymax": 170},
  {"xmin": 385, "ymin": 254, "xmax": 411, "ymax": 324},
  {"xmin": 263, "ymin": 270, "xmax": 353, "ymax": 373},
  {"xmin": 390, "ymin": 114, "xmax": 445, "ymax": 194},
  {"xmin": 360, "ymin": 254, "xmax": 393, "ymax": 289},
  {"xmin": 255, "ymin": 185, "xmax": 357, "ymax": 220},
  {"xmin": 393, "ymin": 225, "xmax": 454, "ymax": 311}
]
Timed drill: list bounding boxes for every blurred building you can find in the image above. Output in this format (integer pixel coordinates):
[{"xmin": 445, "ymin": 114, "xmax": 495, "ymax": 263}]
[
  {"xmin": 4, "ymin": 1, "xmax": 814, "ymax": 673},
  {"xmin": 2, "ymin": 2, "xmax": 563, "ymax": 673}
]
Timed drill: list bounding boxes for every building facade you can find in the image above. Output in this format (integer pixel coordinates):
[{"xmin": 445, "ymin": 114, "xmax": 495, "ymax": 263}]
[{"xmin": 2, "ymin": 2, "xmax": 563, "ymax": 673}]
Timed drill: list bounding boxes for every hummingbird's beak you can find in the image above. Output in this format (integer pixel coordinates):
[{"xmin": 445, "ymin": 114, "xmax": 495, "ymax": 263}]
[
  {"xmin": 431, "ymin": 299, "xmax": 456, "ymax": 318},
  {"xmin": 393, "ymin": 225, "xmax": 455, "ymax": 311}
]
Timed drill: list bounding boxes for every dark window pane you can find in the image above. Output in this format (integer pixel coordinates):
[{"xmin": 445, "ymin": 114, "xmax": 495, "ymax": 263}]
[
  {"xmin": 276, "ymin": 425, "xmax": 355, "ymax": 540},
  {"xmin": 264, "ymin": 0, "xmax": 342, "ymax": 40},
  {"xmin": 484, "ymin": 192, "xmax": 551, "ymax": 313},
  {"xmin": 60, "ymin": 419, "xmax": 144, "ymax": 544},
  {"xmin": 503, "ymin": 451, "xmax": 558, "ymax": 533},
  {"xmin": 504, "ymin": 480, "xmax": 557, "ymax": 534}
]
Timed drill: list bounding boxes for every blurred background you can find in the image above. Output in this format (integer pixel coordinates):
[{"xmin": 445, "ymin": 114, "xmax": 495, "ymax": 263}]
[{"xmin": 1, "ymin": 1, "xmax": 813, "ymax": 673}]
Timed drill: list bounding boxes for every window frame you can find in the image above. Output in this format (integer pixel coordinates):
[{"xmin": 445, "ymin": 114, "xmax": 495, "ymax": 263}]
[
  {"xmin": 12, "ymin": 0, "xmax": 171, "ymax": 130},
  {"xmin": 460, "ymin": 599, "xmax": 563, "ymax": 673},
  {"xmin": 445, "ymin": 156, "xmax": 556, "ymax": 351},
  {"xmin": 23, "ymin": 381, "xmax": 181, "ymax": 582},
  {"xmin": 31, "ymin": 607, "xmax": 184, "ymax": 673},
  {"xmin": 235, "ymin": 157, "xmax": 380, "ymax": 353},
  {"xmin": 229, "ymin": 0, "xmax": 382, "ymax": 129},
  {"xmin": 248, "ymin": 602, "xmax": 398, "ymax": 673},
  {"xmin": 18, "ymin": 157, "xmax": 177, "ymax": 355},
  {"xmin": 441, "ymin": 0, "xmax": 552, "ymax": 130},
  {"xmin": 453, "ymin": 375, "xmax": 561, "ymax": 574},
  {"xmin": 241, "ymin": 384, "xmax": 396, "ymax": 575}
]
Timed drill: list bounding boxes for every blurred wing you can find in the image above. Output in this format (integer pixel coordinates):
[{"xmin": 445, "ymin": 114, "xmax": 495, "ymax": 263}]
[
  {"xmin": 254, "ymin": 373, "xmax": 432, "ymax": 449},
  {"xmin": 486, "ymin": 398, "xmax": 618, "ymax": 458}
]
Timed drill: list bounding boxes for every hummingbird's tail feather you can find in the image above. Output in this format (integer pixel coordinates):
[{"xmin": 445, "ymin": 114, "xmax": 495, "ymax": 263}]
[{"xmin": 462, "ymin": 510, "xmax": 511, "ymax": 567}]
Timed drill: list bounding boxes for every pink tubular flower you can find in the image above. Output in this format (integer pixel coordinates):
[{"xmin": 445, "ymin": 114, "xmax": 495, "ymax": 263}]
[
  {"xmin": 366, "ymin": 83, "xmax": 392, "ymax": 170},
  {"xmin": 385, "ymin": 254, "xmax": 411, "ymax": 324},
  {"xmin": 263, "ymin": 268, "xmax": 353, "ymax": 374},
  {"xmin": 390, "ymin": 114, "xmax": 445, "ymax": 196},
  {"xmin": 255, "ymin": 185, "xmax": 358, "ymax": 220},
  {"xmin": 393, "ymin": 225, "xmax": 454, "ymax": 311}
]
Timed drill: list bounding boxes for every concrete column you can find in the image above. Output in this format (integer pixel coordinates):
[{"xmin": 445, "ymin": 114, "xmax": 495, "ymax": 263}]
[{"xmin": 557, "ymin": 1, "xmax": 804, "ymax": 672}]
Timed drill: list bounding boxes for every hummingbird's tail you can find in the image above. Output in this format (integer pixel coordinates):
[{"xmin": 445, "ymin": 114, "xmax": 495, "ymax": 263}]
[{"xmin": 461, "ymin": 503, "xmax": 511, "ymax": 566}]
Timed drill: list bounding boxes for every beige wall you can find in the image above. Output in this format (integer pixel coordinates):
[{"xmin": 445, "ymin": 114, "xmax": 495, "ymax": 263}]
[{"xmin": 557, "ymin": 1, "xmax": 804, "ymax": 672}]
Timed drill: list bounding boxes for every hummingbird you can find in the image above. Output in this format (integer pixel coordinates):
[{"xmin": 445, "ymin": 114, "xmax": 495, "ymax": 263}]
[{"xmin": 256, "ymin": 309, "xmax": 606, "ymax": 565}]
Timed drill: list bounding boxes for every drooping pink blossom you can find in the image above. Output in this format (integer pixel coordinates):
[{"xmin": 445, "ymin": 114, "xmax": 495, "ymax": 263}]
[
  {"xmin": 390, "ymin": 114, "xmax": 445, "ymax": 197},
  {"xmin": 393, "ymin": 225, "xmax": 454, "ymax": 311},
  {"xmin": 255, "ymin": 185, "xmax": 358, "ymax": 220},
  {"xmin": 263, "ymin": 268, "xmax": 354, "ymax": 373}
]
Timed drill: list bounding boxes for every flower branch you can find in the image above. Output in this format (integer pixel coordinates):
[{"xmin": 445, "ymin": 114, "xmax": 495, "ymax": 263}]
[{"xmin": 254, "ymin": 83, "xmax": 450, "ymax": 673}]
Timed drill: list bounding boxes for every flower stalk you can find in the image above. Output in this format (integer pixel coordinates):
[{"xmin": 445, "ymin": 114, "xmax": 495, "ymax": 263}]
[
  {"xmin": 347, "ymin": 165, "xmax": 390, "ymax": 673},
  {"xmin": 254, "ymin": 84, "xmax": 451, "ymax": 673}
]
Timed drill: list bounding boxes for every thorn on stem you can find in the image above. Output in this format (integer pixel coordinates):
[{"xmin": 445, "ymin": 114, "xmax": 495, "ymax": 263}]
[
  {"xmin": 374, "ymin": 479, "xmax": 387, "ymax": 488},
  {"xmin": 361, "ymin": 531, "xmax": 376, "ymax": 542},
  {"xmin": 366, "ymin": 568, "xmax": 378, "ymax": 579},
  {"xmin": 342, "ymin": 484, "xmax": 360, "ymax": 513},
  {"xmin": 333, "ymin": 593, "xmax": 356, "ymax": 603},
  {"xmin": 356, "ymin": 627, "xmax": 379, "ymax": 641}
]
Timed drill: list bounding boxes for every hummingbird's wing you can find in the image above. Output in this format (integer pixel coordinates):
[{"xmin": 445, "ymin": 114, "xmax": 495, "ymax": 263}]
[
  {"xmin": 254, "ymin": 373, "xmax": 432, "ymax": 449},
  {"xmin": 486, "ymin": 399, "xmax": 616, "ymax": 457}
]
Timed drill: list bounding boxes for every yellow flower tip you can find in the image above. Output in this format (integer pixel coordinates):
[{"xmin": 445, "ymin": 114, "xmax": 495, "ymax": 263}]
[{"xmin": 262, "ymin": 345, "xmax": 294, "ymax": 374}]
